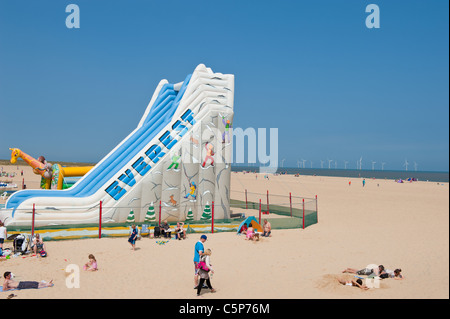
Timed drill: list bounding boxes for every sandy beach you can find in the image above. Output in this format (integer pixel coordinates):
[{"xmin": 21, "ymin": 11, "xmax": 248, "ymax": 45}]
[{"xmin": 0, "ymin": 165, "xmax": 448, "ymax": 299}]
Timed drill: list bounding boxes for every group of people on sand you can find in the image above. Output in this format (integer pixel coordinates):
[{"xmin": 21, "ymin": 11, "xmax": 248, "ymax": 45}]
[
  {"xmin": 0, "ymin": 222, "xmax": 46, "ymax": 257},
  {"xmin": 127, "ymin": 221, "xmax": 188, "ymax": 250},
  {"xmin": 2, "ymin": 253, "xmax": 97, "ymax": 295},
  {"xmin": 339, "ymin": 264, "xmax": 404, "ymax": 290},
  {"xmin": 240, "ymin": 219, "xmax": 272, "ymax": 241},
  {"xmin": 1, "ymin": 219, "xmax": 99, "ymax": 296}
]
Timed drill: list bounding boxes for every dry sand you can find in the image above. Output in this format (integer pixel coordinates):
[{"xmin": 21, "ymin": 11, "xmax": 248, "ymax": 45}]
[{"xmin": 0, "ymin": 165, "xmax": 448, "ymax": 299}]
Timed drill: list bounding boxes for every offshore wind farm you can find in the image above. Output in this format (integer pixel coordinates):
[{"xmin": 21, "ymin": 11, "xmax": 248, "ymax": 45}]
[{"xmin": 231, "ymin": 165, "xmax": 449, "ymax": 183}]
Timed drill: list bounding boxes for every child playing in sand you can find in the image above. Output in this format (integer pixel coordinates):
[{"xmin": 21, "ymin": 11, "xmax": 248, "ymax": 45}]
[
  {"xmin": 83, "ymin": 254, "xmax": 98, "ymax": 271},
  {"xmin": 244, "ymin": 225, "xmax": 259, "ymax": 241}
]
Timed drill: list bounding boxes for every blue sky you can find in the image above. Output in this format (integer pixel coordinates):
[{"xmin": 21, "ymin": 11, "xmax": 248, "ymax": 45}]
[{"xmin": 0, "ymin": 0, "xmax": 448, "ymax": 171}]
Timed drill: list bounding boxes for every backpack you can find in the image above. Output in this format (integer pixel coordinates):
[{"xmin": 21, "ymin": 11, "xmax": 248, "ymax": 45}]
[{"xmin": 154, "ymin": 226, "xmax": 161, "ymax": 238}]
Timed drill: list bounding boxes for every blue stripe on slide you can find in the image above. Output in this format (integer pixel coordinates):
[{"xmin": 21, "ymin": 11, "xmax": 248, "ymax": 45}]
[{"xmin": 7, "ymin": 75, "xmax": 191, "ymax": 212}]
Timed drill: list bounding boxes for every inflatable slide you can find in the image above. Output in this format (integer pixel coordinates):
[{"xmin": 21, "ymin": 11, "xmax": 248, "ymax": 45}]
[{"xmin": 0, "ymin": 64, "xmax": 234, "ymax": 227}]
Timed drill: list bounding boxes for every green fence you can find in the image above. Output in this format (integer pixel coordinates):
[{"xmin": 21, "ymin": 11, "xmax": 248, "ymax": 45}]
[
  {"xmin": 229, "ymin": 190, "xmax": 318, "ymax": 230},
  {"xmin": 2, "ymin": 192, "xmax": 318, "ymax": 241}
]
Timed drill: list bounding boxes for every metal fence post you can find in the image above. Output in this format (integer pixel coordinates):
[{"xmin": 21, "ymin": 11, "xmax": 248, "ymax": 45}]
[
  {"xmin": 159, "ymin": 200, "xmax": 162, "ymax": 225},
  {"xmin": 211, "ymin": 201, "xmax": 215, "ymax": 234},
  {"xmin": 99, "ymin": 200, "xmax": 102, "ymax": 238},
  {"xmin": 259, "ymin": 199, "xmax": 262, "ymax": 224},
  {"xmin": 316, "ymin": 195, "xmax": 318, "ymax": 223},
  {"xmin": 289, "ymin": 192, "xmax": 292, "ymax": 217},
  {"xmin": 245, "ymin": 189, "xmax": 248, "ymax": 209},
  {"xmin": 31, "ymin": 203, "xmax": 35, "ymax": 237},
  {"xmin": 302, "ymin": 198, "xmax": 305, "ymax": 229}
]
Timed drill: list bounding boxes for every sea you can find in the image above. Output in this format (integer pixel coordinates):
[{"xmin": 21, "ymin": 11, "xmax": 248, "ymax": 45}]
[
  {"xmin": 231, "ymin": 166, "xmax": 449, "ymax": 183},
  {"xmin": 0, "ymin": 166, "xmax": 447, "ymax": 210}
]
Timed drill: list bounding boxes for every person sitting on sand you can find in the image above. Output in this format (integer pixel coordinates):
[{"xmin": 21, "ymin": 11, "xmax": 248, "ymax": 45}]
[
  {"xmin": 240, "ymin": 223, "xmax": 248, "ymax": 235},
  {"xmin": 245, "ymin": 225, "xmax": 259, "ymax": 241},
  {"xmin": 32, "ymin": 234, "xmax": 45, "ymax": 255},
  {"xmin": 342, "ymin": 264, "xmax": 384, "ymax": 277},
  {"xmin": 337, "ymin": 278, "xmax": 369, "ymax": 290},
  {"xmin": 245, "ymin": 225, "xmax": 254, "ymax": 240},
  {"xmin": 174, "ymin": 222, "xmax": 186, "ymax": 240},
  {"xmin": 262, "ymin": 219, "xmax": 271, "ymax": 237},
  {"xmin": 83, "ymin": 254, "xmax": 98, "ymax": 271},
  {"xmin": 2, "ymin": 271, "xmax": 53, "ymax": 291},
  {"xmin": 161, "ymin": 221, "xmax": 172, "ymax": 238}
]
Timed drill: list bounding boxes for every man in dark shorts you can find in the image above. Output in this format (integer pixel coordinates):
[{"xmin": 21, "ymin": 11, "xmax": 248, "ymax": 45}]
[{"xmin": 3, "ymin": 272, "xmax": 53, "ymax": 291}]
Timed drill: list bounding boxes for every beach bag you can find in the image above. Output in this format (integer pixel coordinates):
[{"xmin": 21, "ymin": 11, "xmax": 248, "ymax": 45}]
[
  {"xmin": 154, "ymin": 226, "xmax": 161, "ymax": 238},
  {"xmin": 196, "ymin": 257, "xmax": 210, "ymax": 272}
]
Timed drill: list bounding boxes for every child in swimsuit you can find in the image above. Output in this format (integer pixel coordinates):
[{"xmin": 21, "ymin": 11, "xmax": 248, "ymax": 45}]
[{"xmin": 84, "ymin": 254, "xmax": 98, "ymax": 271}]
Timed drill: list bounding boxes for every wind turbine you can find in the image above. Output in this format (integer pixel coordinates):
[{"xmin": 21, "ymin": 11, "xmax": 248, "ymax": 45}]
[
  {"xmin": 334, "ymin": 161, "xmax": 338, "ymax": 169},
  {"xmin": 414, "ymin": 162, "xmax": 418, "ymax": 172},
  {"xmin": 297, "ymin": 159, "xmax": 301, "ymax": 169},
  {"xmin": 328, "ymin": 159, "xmax": 333, "ymax": 169},
  {"xmin": 381, "ymin": 162, "xmax": 386, "ymax": 171},
  {"xmin": 371, "ymin": 161, "xmax": 376, "ymax": 170},
  {"xmin": 281, "ymin": 158, "xmax": 286, "ymax": 168},
  {"xmin": 310, "ymin": 160, "xmax": 313, "ymax": 168},
  {"xmin": 358, "ymin": 157, "xmax": 363, "ymax": 170},
  {"xmin": 320, "ymin": 160, "xmax": 324, "ymax": 169},
  {"xmin": 403, "ymin": 159, "xmax": 409, "ymax": 171},
  {"xmin": 344, "ymin": 161, "xmax": 349, "ymax": 169},
  {"xmin": 302, "ymin": 159, "xmax": 307, "ymax": 169}
]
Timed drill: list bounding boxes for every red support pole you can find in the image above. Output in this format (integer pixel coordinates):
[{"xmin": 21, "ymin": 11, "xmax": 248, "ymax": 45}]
[
  {"xmin": 99, "ymin": 200, "xmax": 102, "ymax": 239},
  {"xmin": 316, "ymin": 195, "xmax": 318, "ymax": 223},
  {"xmin": 266, "ymin": 190, "xmax": 270, "ymax": 214},
  {"xmin": 289, "ymin": 192, "xmax": 292, "ymax": 217},
  {"xmin": 245, "ymin": 189, "xmax": 248, "ymax": 209},
  {"xmin": 31, "ymin": 203, "xmax": 35, "ymax": 237},
  {"xmin": 211, "ymin": 201, "xmax": 215, "ymax": 234},
  {"xmin": 302, "ymin": 199, "xmax": 305, "ymax": 229},
  {"xmin": 259, "ymin": 199, "xmax": 261, "ymax": 225},
  {"xmin": 159, "ymin": 200, "xmax": 162, "ymax": 225}
]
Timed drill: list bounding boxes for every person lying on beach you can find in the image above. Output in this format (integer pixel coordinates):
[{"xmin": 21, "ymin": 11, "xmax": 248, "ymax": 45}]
[
  {"xmin": 2, "ymin": 271, "xmax": 53, "ymax": 291},
  {"xmin": 337, "ymin": 278, "xmax": 369, "ymax": 290},
  {"xmin": 83, "ymin": 254, "xmax": 98, "ymax": 271},
  {"xmin": 380, "ymin": 268, "xmax": 403, "ymax": 280},
  {"xmin": 342, "ymin": 264, "xmax": 384, "ymax": 276}
]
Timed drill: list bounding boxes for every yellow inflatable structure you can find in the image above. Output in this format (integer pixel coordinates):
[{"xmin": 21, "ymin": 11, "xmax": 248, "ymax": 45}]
[{"xmin": 10, "ymin": 148, "xmax": 94, "ymax": 190}]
